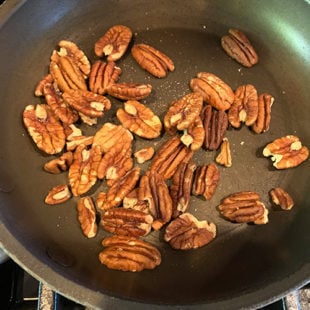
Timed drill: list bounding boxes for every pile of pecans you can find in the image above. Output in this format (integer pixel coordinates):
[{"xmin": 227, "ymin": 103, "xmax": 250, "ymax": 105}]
[{"xmin": 22, "ymin": 25, "xmax": 309, "ymax": 272}]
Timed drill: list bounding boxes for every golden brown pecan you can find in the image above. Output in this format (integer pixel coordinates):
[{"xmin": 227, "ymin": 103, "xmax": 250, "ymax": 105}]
[
  {"xmin": 124, "ymin": 199, "xmax": 150, "ymax": 214},
  {"xmin": 190, "ymin": 72, "xmax": 234, "ymax": 111},
  {"xmin": 23, "ymin": 104, "xmax": 66, "ymax": 155},
  {"xmin": 77, "ymin": 196, "xmax": 98, "ymax": 238},
  {"xmin": 106, "ymin": 82, "xmax": 152, "ymax": 100},
  {"xmin": 192, "ymin": 163, "xmax": 220, "ymax": 200},
  {"xmin": 101, "ymin": 208, "xmax": 153, "ymax": 237},
  {"xmin": 131, "ymin": 43, "xmax": 175, "ymax": 78},
  {"xmin": 116, "ymin": 100, "xmax": 162, "ymax": 139},
  {"xmin": 45, "ymin": 184, "xmax": 71, "ymax": 205},
  {"xmin": 216, "ymin": 138, "xmax": 232, "ymax": 167},
  {"xmin": 89, "ymin": 60, "xmax": 121, "ymax": 95},
  {"xmin": 44, "ymin": 152, "xmax": 73, "ymax": 174},
  {"xmin": 66, "ymin": 136, "xmax": 94, "ymax": 152},
  {"xmin": 94, "ymin": 25, "xmax": 132, "ymax": 61},
  {"xmin": 218, "ymin": 191, "xmax": 268, "ymax": 224},
  {"xmin": 68, "ymin": 144, "xmax": 101, "ymax": 196},
  {"xmin": 228, "ymin": 84, "xmax": 258, "ymax": 128},
  {"xmin": 164, "ymin": 213, "xmax": 216, "ymax": 250},
  {"xmin": 170, "ymin": 162, "xmax": 196, "ymax": 218},
  {"xmin": 263, "ymin": 135, "xmax": 309, "ymax": 169},
  {"xmin": 269, "ymin": 187, "xmax": 294, "ymax": 210},
  {"xmin": 99, "ymin": 235, "xmax": 161, "ymax": 272},
  {"xmin": 164, "ymin": 92, "xmax": 203, "ymax": 133},
  {"xmin": 122, "ymin": 188, "xmax": 139, "ymax": 209},
  {"xmin": 34, "ymin": 74, "xmax": 54, "ymax": 97},
  {"xmin": 134, "ymin": 146, "xmax": 155, "ymax": 164},
  {"xmin": 221, "ymin": 29, "xmax": 259, "ymax": 68}
]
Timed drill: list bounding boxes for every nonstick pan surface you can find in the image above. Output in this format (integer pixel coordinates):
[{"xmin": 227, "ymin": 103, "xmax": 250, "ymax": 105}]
[{"xmin": 0, "ymin": 0, "xmax": 309, "ymax": 309}]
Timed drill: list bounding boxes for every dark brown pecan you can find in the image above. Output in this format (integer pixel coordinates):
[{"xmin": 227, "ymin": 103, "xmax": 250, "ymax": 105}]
[
  {"xmin": 45, "ymin": 184, "xmax": 71, "ymax": 205},
  {"xmin": 106, "ymin": 82, "xmax": 152, "ymax": 100},
  {"xmin": 221, "ymin": 29, "xmax": 259, "ymax": 67},
  {"xmin": 77, "ymin": 196, "xmax": 98, "ymax": 238},
  {"xmin": 164, "ymin": 213, "xmax": 216, "ymax": 250},
  {"xmin": 269, "ymin": 187, "xmax": 294, "ymax": 210},
  {"xmin": 44, "ymin": 152, "xmax": 73, "ymax": 174},
  {"xmin": 131, "ymin": 43, "xmax": 175, "ymax": 78}
]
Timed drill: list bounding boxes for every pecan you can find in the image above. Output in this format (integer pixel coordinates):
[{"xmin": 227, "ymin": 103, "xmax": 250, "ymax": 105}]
[
  {"xmin": 138, "ymin": 171, "xmax": 172, "ymax": 231},
  {"xmin": 101, "ymin": 208, "xmax": 153, "ymax": 237},
  {"xmin": 192, "ymin": 163, "xmax": 220, "ymax": 200},
  {"xmin": 269, "ymin": 187, "xmax": 294, "ymax": 210},
  {"xmin": 77, "ymin": 196, "xmax": 98, "ymax": 238},
  {"xmin": 123, "ymin": 188, "xmax": 139, "ymax": 209},
  {"xmin": 44, "ymin": 152, "xmax": 73, "ymax": 174},
  {"xmin": 201, "ymin": 105, "xmax": 228, "ymax": 151},
  {"xmin": 68, "ymin": 144, "xmax": 101, "ymax": 196},
  {"xmin": 216, "ymin": 138, "xmax": 232, "ymax": 167},
  {"xmin": 63, "ymin": 89, "xmax": 111, "ymax": 118},
  {"xmin": 134, "ymin": 146, "xmax": 155, "ymax": 164},
  {"xmin": 23, "ymin": 104, "xmax": 66, "ymax": 155},
  {"xmin": 164, "ymin": 213, "xmax": 216, "ymax": 250},
  {"xmin": 251, "ymin": 93, "xmax": 274, "ymax": 134},
  {"xmin": 94, "ymin": 25, "xmax": 132, "ymax": 61},
  {"xmin": 66, "ymin": 135, "xmax": 94, "ymax": 152},
  {"xmin": 34, "ymin": 74, "xmax": 54, "ymax": 97},
  {"xmin": 190, "ymin": 72, "xmax": 234, "ymax": 111},
  {"xmin": 263, "ymin": 135, "xmax": 309, "ymax": 169},
  {"xmin": 116, "ymin": 100, "xmax": 162, "ymax": 139},
  {"xmin": 45, "ymin": 184, "xmax": 71, "ymax": 205},
  {"xmin": 124, "ymin": 200, "xmax": 150, "ymax": 214},
  {"xmin": 131, "ymin": 43, "xmax": 175, "ymax": 78},
  {"xmin": 106, "ymin": 82, "xmax": 152, "ymax": 100},
  {"xmin": 221, "ymin": 29, "xmax": 259, "ymax": 67},
  {"xmin": 170, "ymin": 162, "xmax": 196, "ymax": 218},
  {"xmin": 228, "ymin": 84, "xmax": 258, "ymax": 128},
  {"xmin": 218, "ymin": 191, "xmax": 269, "ymax": 224},
  {"xmin": 99, "ymin": 235, "xmax": 161, "ymax": 272},
  {"xmin": 79, "ymin": 113, "xmax": 98, "ymax": 126},
  {"xmin": 89, "ymin": 60, "xmax": 121, "ymax": 95},
  {"xmin": 164, "ymin": 92, "xmax": 203, "ymax": 134},
  {"xmin": 97, "ymin": 167, "xmax": 140, "ymax": 211}
]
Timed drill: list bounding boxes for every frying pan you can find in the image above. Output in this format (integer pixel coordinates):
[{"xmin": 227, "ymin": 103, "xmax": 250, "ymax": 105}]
[{"xmin": 0, "ymin": 0, "xmax": 309, "ymax": 309}]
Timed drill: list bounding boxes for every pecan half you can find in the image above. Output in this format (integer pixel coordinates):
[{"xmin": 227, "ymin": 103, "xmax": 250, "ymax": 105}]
[
  {"xmin": 45, "ymin": 184, "xmax": 71, "ymax": 205},
  {"xmin": 94, "ymin": 25, "xmax": 132, "ymax": 61},
  {"xmin": 131, "ymin": 43, "xmax": 174, "ymax": 78},
  {"xmin": 221, "ymin": 29, "xmax": 259, "ymax": 67},
  {"xmin": 117, "ymin": 100, "xmax": 162, "ymax": 139},
  {"xmin": 77, "ymin": 196, "xmax": 98, "ymax": 238},
  {"xmin": 99, "ymin": 235, "xmax": 161, "ymax": 272},
  {"xmin": 106, "ymin": 82, "xmax": 152, "ymax": 100},
  {"xmin": 269, "ymin": 187, "xmax": 294, "ymax": 210},
  {"xmin": 192, "ymin": 163, "xmax": 220, "ymax": 200},
  {"xmin": 101, "ymin": 208, "xmax": 153, "ymax": 237},
  {"xmin": 170, "ymin": 162, "xmax": 196, "ymax": 218},
  {"xmin": 164, "ymin": 213, "xmax": 216, "ymax": 250},
  {"xmin": 201, "ymin": 105, "xmax": 228, "ymax": 151},
  {"xmin": 89, "ymin": 60, "xmax": 122, "ymax": 95},
  {"xmin": 190, "ymin": 72, "xmax": 234, "ymax": 111},
  {"xmin": 263, "ymin": 135, "xmax": 309, "ymax": 169},
  {"xmin": 44, "ymin": 151, "xmax": 73, "ymax": 174},
  {"xmin": 216, "ymin": 138, "xmax": 232, "ymax": 167},
  {"xmin": 134, "ymin": 146, "xmax": 155, "ymax": 164},
  {"xmin": 228, "ymin": 84, "xmax": 258, "ymax": 128},
  {"xmin": 218, "ymin": 191, "xmax": 268, "ymax": 224},
  {"xmin": 23, "ymin": 104, "xmax": 66, "ymax": 155}
]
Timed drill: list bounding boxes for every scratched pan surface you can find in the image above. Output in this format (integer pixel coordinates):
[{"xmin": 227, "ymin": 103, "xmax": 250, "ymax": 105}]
[{"xmin": 0, "ymin": 0, "xmax": 309, "ymax": 309}]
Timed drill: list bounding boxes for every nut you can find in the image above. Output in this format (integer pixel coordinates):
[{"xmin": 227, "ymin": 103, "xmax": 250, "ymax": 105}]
[
  {"xmin": 44, "ymin": 151, "xmax": 73, "ymax": 174},
  {"xmin": 216, "ymin": 138, "xmax": 232, "ymax": 167},
  {"xmin": 106, "ymin": 82, "xmax": 152, "ymax": 100},
  {"xmin": 134, "ymin": 146, "xmax": 155, "ymax": 164},
  {"xmin": 251, "ymin": 93, "xmax": 274, "ymax": 134},
  {"xmin": 263, "ymin": 135, "xmax": 309, "ymax": 169},
  {"xmin": 94, "ymin": 25, "xmax": 132, "ymax": 61},
  {"xmin": 221, "ymin": 28, "xmax": 259, "ymax": 67},
  {"xmin": 170, "ymin": 162, "xmax": 196, "ymax": 218},
  {"xmin": 77, "ymin": 196, "xmax": 98, "ymax": 238},
  {"xmin": 228, "ymin": 84, "xmax": 258, "ymax": 128},
  {"xmin": 123, "ymin": 188, "xmax": 139, "ymax": 209},
  {"xmin": 101, "ymin": 208, "xmax": 153, "ymax": 237},
  {"xmin": 66, "ymin": 135, "xmax": 94, "ymax": 152},
  {"xmin": 99, "ymin": 235, "xmax": 161, "ymax": 272},
  {"xmin": 164, "ymin": 213, "xmax": 216, "ymax": 250},
  {"xmin": 131, "ymin": 43, "xmax": 174, "ymax": 78},
  {"xmin": 45, "ymin": 184, "xmax": 71, "ymax": 205},
  {"xmin": 192, "ymin": 163, "xmax": 220, "ymax": 200},
  {"xmin": 23, "ymin": 104, "xmax": 66, "ymax": 155},
  {"xmin": 190, "ymin": 72, "xmax": 234, "ymax": 111},
  {"xmin": 34, "ymin": 74, "xmax": 54, "ymax": 97},
  {"xmin": 89, "ymin": 60, "xmax": 122, "ymax": 95},
  {"xmin": 164, "ymin": 92, "xmax": 203, "ymax": 133},
  {"xmin": 269, "ymin": 187, "xmax": 294, "ymax": 210},
  {"xmin": 218, "ymin": 191, "xmax": 269, "ymax": 224},
  {"xmin": 116, "ymin": 100, "xmax": 162, "ymax": 139},
  {"xmin": 201, "ymin": 105, "xmax": 228, "ymax": 151}
]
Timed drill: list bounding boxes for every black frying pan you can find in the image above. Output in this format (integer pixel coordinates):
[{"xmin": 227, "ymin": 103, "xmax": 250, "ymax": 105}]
[{"xmin": 0, "ymin": 0, "xmax": 309, "ymax": 309}]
